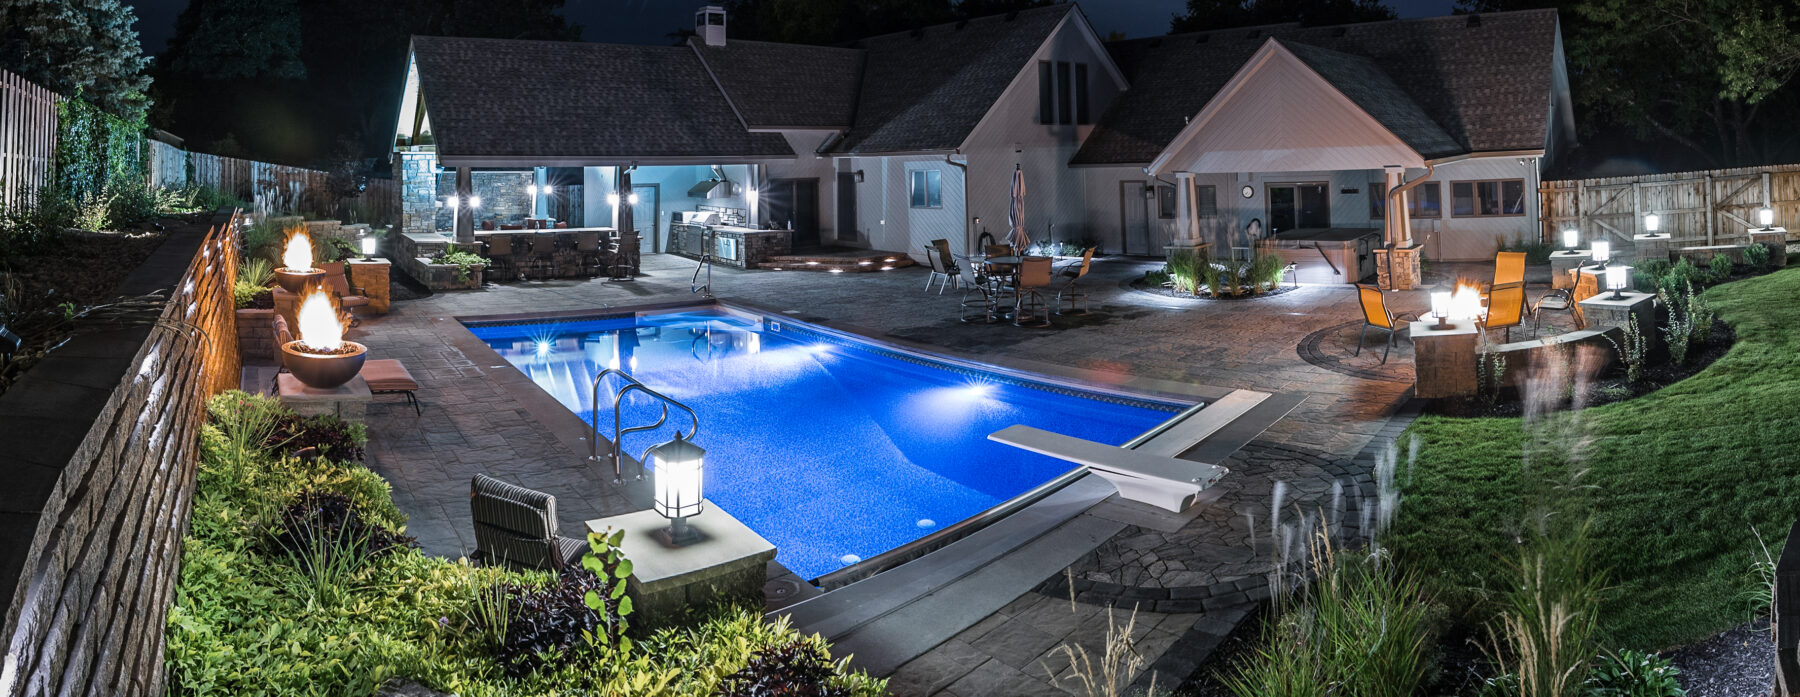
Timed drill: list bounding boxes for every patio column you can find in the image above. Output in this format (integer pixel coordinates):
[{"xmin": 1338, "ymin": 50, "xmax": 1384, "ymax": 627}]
[
  {"xmin": 454, "ymin": 166, "xmax": 474, "ymax": 245},
  {"xmin": 1383, "ymin": 167, "xmax": 1410, "ymax": 248}
]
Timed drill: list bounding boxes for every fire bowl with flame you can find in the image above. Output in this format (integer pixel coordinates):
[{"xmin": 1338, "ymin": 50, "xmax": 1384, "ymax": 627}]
[
  {"xmin": 280, "ymin": 284, "xmax": 365, "ymax": 389},
  {"xmin": 273, "ymin": 228, "xmax": 324, "ymax": 294}
]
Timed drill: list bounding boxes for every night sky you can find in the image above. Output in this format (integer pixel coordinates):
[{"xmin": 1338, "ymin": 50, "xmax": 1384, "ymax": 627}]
[{"xmin": 125, "ymin": 0, "xmax": 1461, "ymax": 56}]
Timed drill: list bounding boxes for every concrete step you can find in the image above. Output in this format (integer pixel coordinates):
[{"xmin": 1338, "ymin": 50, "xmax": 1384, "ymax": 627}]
[{"xmin": 764, "ymin": 251, "xmax": 915, "ymax": 273}]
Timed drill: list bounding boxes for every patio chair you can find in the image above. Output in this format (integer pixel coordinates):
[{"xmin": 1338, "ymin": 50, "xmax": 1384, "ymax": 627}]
[
  {"xmin": 922, "ymin": 243, "xmax": 958, "ymax": 293},
  {"xmin": 1354, "ymin": 284, "xmax": 1419, "ymax": 364},
  {"xmin": 1012, "ymin": 256, "xmax": 1054, "ymax": 327},
  {"xmin": 1483, "ymin": 251, "xmax": 1527, "ymax": 294},
  {"xmin": 483, "ymin": 236, "xmax": 517, "ymax": 281},
  {"xmin": 469, "ymin": 474, "xmax": 587, "ymax": 571},
  {"xmin": 1482, "ymin": 281, "xmax": 1528, "ymax": 342},
  {"xmin": 931, "ymin": 239, "xmax": 962, "ymax": 276},
  {"xmin": 983, "ymin": 244, "xmax": 1017, "ymax": 283},
  {"xmin": 324, "ymin": 265, "xmax": 369, "ymax": 327},
  {"xmin": 1055, "ymin": 248, "xmax": 1094, "ymax": 315},
  {"xmin": 957, "ymin": 261, "xmax": 998, "ymax": 323}
]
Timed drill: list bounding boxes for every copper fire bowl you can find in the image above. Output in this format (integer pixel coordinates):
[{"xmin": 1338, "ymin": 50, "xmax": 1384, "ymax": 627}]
[
  {"xmin": 280, "ymin": 340, "xmax": 367, "ymax": 390},
  {"xmin": 273, "ymin": 267, "xmax": 325, "ymax": 294}
]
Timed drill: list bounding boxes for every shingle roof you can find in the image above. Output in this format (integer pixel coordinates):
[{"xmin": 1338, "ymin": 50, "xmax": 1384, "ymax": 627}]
[
  {"xmin": 692, "ymin": 39, "xmax": 864, "ymax": 130},
  {"xmin": 1279, "ymin": 41, "xmax": 1463, "ymax": 159},
  {"xmin": 829, "ymin": 5, "xmax": 1073, "ymax": 154},
  {"xmin": 1071, "ymin": 9, "xmax": 1560, "ymax": 166},
  {"xmin": 410, "ymin": 36, "xmax": 793, "ymax": 162}
]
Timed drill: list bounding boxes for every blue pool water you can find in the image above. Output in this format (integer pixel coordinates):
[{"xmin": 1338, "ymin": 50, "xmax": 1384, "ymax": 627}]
[{"xmin": 465, "ymin": 308, "xmax": 1187, "ymax": 579}]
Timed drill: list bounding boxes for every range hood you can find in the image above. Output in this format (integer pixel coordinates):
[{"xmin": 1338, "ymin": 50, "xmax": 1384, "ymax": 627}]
[{"xmin": 687, "ymin": 179, "xmax": 733, "ymax": 199}]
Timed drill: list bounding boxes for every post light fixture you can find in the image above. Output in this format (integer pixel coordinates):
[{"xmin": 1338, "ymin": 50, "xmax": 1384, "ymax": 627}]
[
  {"xmin": 1644, "ymin": 213, "xmax": 1661, "ymax": 237},
  {"xmin": 1562, "ymin": 228, "xmax": 1579, "ymax": 250},
  {"xmin": 0, "ymin": 324, "xmax": 20, "ymax": 365},
  {"xmin": 1430, "ymin": 289, "xmax": 1453, "ymax": 329},
  {"xmin": 1606, "ymin": 265, "xmax": 1628, "ymax": 300},
  {"xmin": 1591, "ymin": 238, "xmax": 1610, "ymax": 268},
  {"xmin": 1761, "ymin": 207, "xmax": 1776, "ymax": 230},
  {"xmin": 360, "ymin": 235, "xmax": 375, "ymax": 261},
  {"xmin": 648, "ymin": 433, "xmax": 706, "ymax": 545}
]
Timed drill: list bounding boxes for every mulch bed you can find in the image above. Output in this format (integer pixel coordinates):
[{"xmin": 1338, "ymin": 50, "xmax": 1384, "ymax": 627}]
[
  {"xmin": 1426, "ymin": 317, "xmax": 1735, "ymax": 418},
  {"xmin": 0, "ymin": 221, "xmax": 175, "ymax": 398}
]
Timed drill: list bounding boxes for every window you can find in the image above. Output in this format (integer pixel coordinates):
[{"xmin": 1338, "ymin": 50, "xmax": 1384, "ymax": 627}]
[
  {"xmin": 1157, "ymin": 186, "xmax": 1176, "ymax": 219},
  {"xmin": 1056, "ymin": 62, "xmax": 1072, "ymax": 124},
  {"xmin": 1370, "ymin": 182, "xmax": 1443, "ymax": 219},
  {"xmin": 1195, "ymin": 184, "xmax": 1217, "ymax": 217},
  {"xmin": 909, "ymin": 169, "xmax": 942, "ymax": 208},
  {"xmin": 1074, "ymin": 64, "xmax": 1090, "ymax": 124},
  {"xmin": 1451, "ymin": 179, "xmax": 1525, "ymax": 217},
  {"xmin": 1037, "ymin": 62, "xmax": 1054, "ymax": 125}
]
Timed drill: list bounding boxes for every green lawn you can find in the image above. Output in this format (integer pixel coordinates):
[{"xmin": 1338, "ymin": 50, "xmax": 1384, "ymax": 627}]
[{"xmin": 1390, "ymin": 266, "xmax": 1800, "ymax": 650}]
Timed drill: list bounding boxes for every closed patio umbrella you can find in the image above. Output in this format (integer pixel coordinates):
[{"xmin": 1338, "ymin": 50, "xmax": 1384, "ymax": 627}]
[{"xmin": 1007, "ymin": 164, "xmax": 1029, "ymax": 251}]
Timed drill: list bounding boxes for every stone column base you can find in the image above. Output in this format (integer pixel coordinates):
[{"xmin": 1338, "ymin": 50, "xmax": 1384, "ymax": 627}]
[
  {"xmin": 1632, "ymin": 234, "xmax": 1672, "ymax": 265},
  {"xmin": 348, "ymin": 259, "xmax": 392, "ymax": 314},
  {"xmin": 1411, "ymin": 319, "xmax": 1479, "ymax": 399},
  {"xmin": 1374, "ymin": 245, "xmax": 1423, "ymax": 290},
  {"xmin": 1549, "ymin": 251, "xmax": 1591, "ymax": 290},
  {"xmin": 1749, "ymin": 227, "xmax": 1788, "ymax": 267}
]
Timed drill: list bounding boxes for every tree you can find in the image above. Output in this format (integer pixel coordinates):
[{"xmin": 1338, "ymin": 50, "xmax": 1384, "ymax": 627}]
[
  {"xmin": 163, "ymin": 0, "xmax": 305, "ymax": 80},
  {"xmin": 0, "ymin": 0, "xmax": 152, "ymax": 120},
  {"xmin": 717, "ymin": 0, "xmax": 1056, "ymax": 46},
  {"xmin": 1570, "ymin": 0, "xmax": 1800, "ymax": 165},
  {"xmin": 1169, "ymin": 0, "xmax": 1395, "ymax": 33}
]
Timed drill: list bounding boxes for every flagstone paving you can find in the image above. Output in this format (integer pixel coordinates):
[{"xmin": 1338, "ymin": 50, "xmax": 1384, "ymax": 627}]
[{"xmin": 323, "ymin": 252, "xmax": 1575, "ymax": 694}]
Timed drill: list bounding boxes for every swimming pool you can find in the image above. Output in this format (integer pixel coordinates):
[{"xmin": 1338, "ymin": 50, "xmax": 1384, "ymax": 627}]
[{"xmin": 464, "ymin": 307, "xmax": 1190, "ymax": 580}]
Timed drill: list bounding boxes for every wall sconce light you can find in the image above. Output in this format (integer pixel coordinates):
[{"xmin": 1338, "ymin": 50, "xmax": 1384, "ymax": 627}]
[
  {"xmin": 468, "ymin": 196, "xmax": 481, "ymax": 209},
  {"xmin": 1430, "ymin": 289, "xmax": 1452, "ymax": 329},
  {"xmin": 1643, "ymin": 213, "xmax": 1660, "ymax": 237},
  {"xmin": 854, "ymin": 170, "xmax": 865, "ymax": 183},
  {"xmin": 444, "ymin": 195, "xmax": 459, "ymax": 208},
  {"xmin": 1606, "ymin": 265, "xmax": 1628, "ymax": 300},
  {"xmin": 1562, "ymin": 228, "xmax": 1579, "ymax": 250},
  {"xmin": 746, "ymin": 188, "xmax": 759, "ymax": 203},
  {"xmin": 527, "ymin": 184, "xmax": 538, "ymax": 196},
  {"xmin": 607, "ymin": 192, "xmax": 621, "ymax": 206},
  {"xmin": 1144, "ymin": 186, "xmax": 1157, "ymax": 199},
  {"xmin": 1591, "ymin": 238, "xmax": 1610, "ymax": 269},
  {"xmin": 627, "ymin": 192, "xmax": 639, "ymax": 205},
  {"xmin": 648, "ymin": 434, "xmax": 706, "ymax": 545},
  {"xmin": 1761, "ymin": 207, "xmax": 1776, "ymax": 230}
]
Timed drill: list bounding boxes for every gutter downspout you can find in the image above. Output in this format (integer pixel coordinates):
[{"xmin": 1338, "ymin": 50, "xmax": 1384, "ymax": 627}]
[
  {"xmin": 1385, "ymin": 163, "xmax": 1435, "ymax": 288},
  {"xmin": 947, "ymin": 150, "xmax": 970, "ymax": 254}
]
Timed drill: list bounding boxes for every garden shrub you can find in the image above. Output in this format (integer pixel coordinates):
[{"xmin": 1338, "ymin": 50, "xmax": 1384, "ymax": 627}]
[
  {"xmin": 72, "ymin": 188, "xmax": 114, "ymax": 231},
  {"xmin": 319, "ymin": 236, "xmax": 359, "ymax": 263},
  {"xmin": 264, "ymin": 491, "xmax": 414, "ymax": 571},
  {"xmin": 431, "ymin": 244, "xmax": 490, "ymax": 282},
  {"xmin": 715, "ymin": 640, "xmax": 853, "ymax": 697},
  {"xmin": 1745, "ymin": 242, "xmax": 1771, "ymax": 269},
  {"xmin": 1498, "ymin": 237, "xmax": 1554, "ymax": 265},
  {"xmin": 106, "ymin": 178, "xmax": 161, "ymax": 227},
  {"xmin": 171, "ymin": 391, "xmax": 885, "ymax": 697},
  {"xmin": 268, "ymin": 410, "xmax": 368, "ymax": 461},
  {"xmin": 1665, "ymin": 258, "xmax": 1705, "ymax": 290},
  {"xmin": 1585, "ymin": 649, "xmax": 1684, "ymax": 696},
  {"xmin": 1164, "ymin": 249, "xmax": 1202, "ymax": 294},
  {"xmin": 1708, "ymin": 253, "xmax": 1733, "ymax": 282}
]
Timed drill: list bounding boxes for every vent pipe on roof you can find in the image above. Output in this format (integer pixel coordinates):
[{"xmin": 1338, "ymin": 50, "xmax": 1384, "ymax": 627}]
[{"xmin": 696, "ymin": 5, "xmax": 727, "ymax": 47}]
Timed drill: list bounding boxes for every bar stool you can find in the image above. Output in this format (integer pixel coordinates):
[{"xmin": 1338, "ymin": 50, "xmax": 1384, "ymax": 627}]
[
  {"xmin": 483, "ymin": 236, "xmax": 515, "ymax": 281},
  {"xmin": 608, "ymin": 233, "xmax": 640, "ymax": 281},
  {"xmin": 527, "ymin": 235, "xmax": 557, "ymax": 279},
  {"xmin": 576, "ymin": 232, "xmax": 603, "ymax": 278}
]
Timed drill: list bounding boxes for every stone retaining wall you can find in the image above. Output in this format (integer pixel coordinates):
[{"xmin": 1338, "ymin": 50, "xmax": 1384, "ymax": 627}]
[{"xmin": 0, "ymin": 209, "xmax": 241, "ymax": 696}]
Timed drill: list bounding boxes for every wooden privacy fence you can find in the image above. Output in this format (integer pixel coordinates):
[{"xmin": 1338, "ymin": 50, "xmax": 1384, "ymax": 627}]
[
  {"xmin": 0, "ymin": 68, "xmax": 59, "ymax": 210},
  {"xmin": 1542, "ymin": 164, "xmax": 1800, "ymax": 250},
  {"xmin": 147, "ymin": 140, "xmax": 399, "ymax": 226}
]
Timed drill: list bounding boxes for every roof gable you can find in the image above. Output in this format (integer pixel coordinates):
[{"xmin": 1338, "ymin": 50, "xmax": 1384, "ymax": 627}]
[
  {"xmin": 410, "ymin": 36, "xmax": 793, "ymax": 165},
  {"xmin": 831, "ymin": 4, "xmax": 1074, "ymax": 154},
  {"xmin": 1073, "ymin": 9, "xmax": 1560, "ymax": 166},
  {"xmin": 1149, "ymin": 39, "xmax": 1428, "ymax": 175}
]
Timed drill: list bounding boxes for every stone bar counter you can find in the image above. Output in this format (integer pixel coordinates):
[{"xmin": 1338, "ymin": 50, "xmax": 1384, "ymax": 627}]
[{"xmin": 670, "ymin": 223, "xmax": 792, "ymax": 269}]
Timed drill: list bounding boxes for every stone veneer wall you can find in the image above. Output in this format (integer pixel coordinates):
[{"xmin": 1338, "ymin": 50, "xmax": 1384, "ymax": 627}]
[
  {"xmin": 433, "ymin": 171, "xmax": 532, "ymax": 231},
  {"xmin": 0, "ymin": 210, "xmax": 241, "ymax": 696},
  {"xmin": 395, "ymin": 149, "xmax": 438, "ymax": 237}
]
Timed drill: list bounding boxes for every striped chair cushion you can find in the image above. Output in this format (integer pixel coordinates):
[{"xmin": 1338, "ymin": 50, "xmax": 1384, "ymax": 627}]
[
  {"xmin": 470, "ymin": 474, "xmax": 576, "ymax": 570},
  {"xmin": 360, "ymin": 359, "xmax": 418, "ymax": 392}
]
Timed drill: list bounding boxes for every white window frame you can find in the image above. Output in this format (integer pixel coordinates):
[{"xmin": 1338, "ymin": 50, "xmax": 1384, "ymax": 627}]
[{"xmin": 909, "ymin": 169, "xmax": 943, "ymax": 209}]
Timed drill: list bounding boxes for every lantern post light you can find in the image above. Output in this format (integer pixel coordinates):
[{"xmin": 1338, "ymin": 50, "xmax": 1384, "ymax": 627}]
[
  {"xmin": 1591, "ymin": 238, "xmax": 1611, "ymax": 269},
  {"xmin": 1562, "ymin": 228, "xmax": 1579, "ymax": 250},
  {"xmin": 1761, "ymin": 207, "xmax": 1776, "ymax": 230},
  {"xmin": 1644, "ymin": 213, "xmax": 1661, "ymax": 238},
  {"xmin": 360, "ymin": 234, "xmax": 375, "ymax": 261},
  {"xmin": 1430, "ymin": 289, "xmax": 1453, "ymax": 329},
  {"xmin": 648, "ymin": 434, "xmax": 706, "ymax": 546},
  {"xmin": 1606, "ymin": 265, "xmax": 1629, "ymax": 300}
]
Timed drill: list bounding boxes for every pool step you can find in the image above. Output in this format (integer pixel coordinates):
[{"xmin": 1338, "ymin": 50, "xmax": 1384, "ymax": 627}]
[{"xmin": 763, "ymin": 251, "xmax": 915, "ymax": 273}]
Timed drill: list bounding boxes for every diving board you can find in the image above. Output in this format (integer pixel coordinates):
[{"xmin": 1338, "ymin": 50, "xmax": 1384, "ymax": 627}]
[{"xmin": 989, "ymin": 424, "xmax": 1230, "ymax": 512}]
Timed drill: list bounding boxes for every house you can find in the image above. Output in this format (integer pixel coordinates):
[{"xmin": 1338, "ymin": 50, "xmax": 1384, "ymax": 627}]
[{"xmin": 390, "ymin": 4, "xmax": 1572, "ymax": 284}]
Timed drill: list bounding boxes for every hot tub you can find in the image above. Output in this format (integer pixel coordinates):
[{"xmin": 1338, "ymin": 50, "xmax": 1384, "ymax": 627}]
[{"xmin": 1267, "ymin": 228, "xmax": 1382, "ymax": 285}]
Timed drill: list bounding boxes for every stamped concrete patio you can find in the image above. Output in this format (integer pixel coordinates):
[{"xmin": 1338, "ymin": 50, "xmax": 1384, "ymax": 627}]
[{"xmin": 332, "ymin": 252, "xmax": 1567, "ymax": 695}]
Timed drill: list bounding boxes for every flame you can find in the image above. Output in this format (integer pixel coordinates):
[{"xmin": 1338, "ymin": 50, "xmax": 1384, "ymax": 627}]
[
  {"xmin": 282, "ymin": 229, "xmax": 315, "ymax": 272},
  {"xmin": 295, "ymin": 285, "xmax": 345, "ymax": 351},
  {"xmin": 1449, "ymin": 281, "xmax": 1484, "ymax": 321}
]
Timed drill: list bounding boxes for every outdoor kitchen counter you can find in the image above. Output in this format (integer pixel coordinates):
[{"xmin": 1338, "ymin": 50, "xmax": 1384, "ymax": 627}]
[{"xmin": 670, "ymin": 224, "xmax": 791, "ymax": 270}]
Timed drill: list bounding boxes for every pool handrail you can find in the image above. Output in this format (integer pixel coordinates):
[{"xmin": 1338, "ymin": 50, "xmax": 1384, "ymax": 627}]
[{"xmin": 588, "ymin": 368, "xmax": 700, "ymax": 483}]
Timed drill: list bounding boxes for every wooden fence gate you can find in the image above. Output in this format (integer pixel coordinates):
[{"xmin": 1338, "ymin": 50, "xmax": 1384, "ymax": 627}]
[{"xmin": 1542, "ymin": 164, "xmax": 1800, "ymax": 251}]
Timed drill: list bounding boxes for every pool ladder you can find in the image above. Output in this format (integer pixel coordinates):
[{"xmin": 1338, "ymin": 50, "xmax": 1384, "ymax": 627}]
[
  {"xmin": 588, "ymin": 368, "xmax": 700, "ymax": 484},
  {"xmin": 691, "ymin": 227, "xmax": 715, "ymax": 298}
]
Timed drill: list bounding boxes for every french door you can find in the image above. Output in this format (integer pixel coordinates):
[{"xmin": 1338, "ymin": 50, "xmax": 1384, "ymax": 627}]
[{"xmin": 1268, "ymin": 183, "xmax": 1330, "ymax": 232}]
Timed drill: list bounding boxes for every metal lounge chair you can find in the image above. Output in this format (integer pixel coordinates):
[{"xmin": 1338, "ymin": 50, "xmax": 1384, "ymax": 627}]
[
  {"xmin": 956, "ymin": 260, "xmax": 997, "ymax": 323},
  {"xmin": 1354, "ymin": 284, "xmax": 1419, "ymax": 364},
  {"xmin": 922, "ymin": 242, "xmax": 956, "ymax": 293},
  {"xmin": 1054, "ymin": 248, "xmax": 1094, "ymax": 315},
  {"xmin": 1482, "ymin": 281, "xmax": 1529, "ymax": 342},
  {"xmin": 469, "ymin": 473, "xmax": 588, "ymax": 571},
  {"xmin": 1012, "ymin": 256, "xmax": 1054, "ymax": 327}
]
